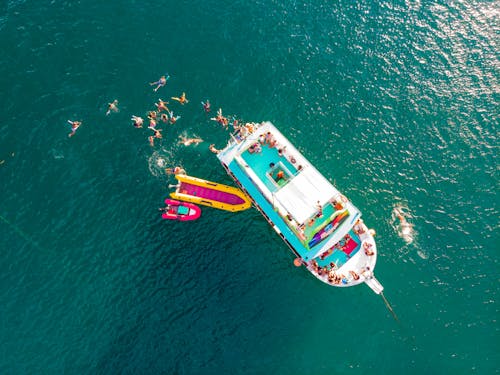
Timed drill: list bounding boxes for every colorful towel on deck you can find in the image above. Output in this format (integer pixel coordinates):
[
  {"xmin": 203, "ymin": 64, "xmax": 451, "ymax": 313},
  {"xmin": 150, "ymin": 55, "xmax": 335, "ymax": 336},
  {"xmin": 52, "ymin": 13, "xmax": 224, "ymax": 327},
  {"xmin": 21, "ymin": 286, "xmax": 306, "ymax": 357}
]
[
  {"xmin": 308, "ymin": 210, "xmax": 349, "ymax": 248},
  {"xmin": 342, "ymin": 238, "xmax": 358, "ymax": 256}
]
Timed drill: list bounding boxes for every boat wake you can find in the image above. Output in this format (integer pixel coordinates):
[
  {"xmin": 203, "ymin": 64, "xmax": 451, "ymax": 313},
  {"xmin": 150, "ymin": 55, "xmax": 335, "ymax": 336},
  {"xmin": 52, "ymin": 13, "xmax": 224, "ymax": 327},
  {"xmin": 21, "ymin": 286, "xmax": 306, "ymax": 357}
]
[{"xmin": 148, "ymin": 150, "xmax": 175, "ymax": 178}]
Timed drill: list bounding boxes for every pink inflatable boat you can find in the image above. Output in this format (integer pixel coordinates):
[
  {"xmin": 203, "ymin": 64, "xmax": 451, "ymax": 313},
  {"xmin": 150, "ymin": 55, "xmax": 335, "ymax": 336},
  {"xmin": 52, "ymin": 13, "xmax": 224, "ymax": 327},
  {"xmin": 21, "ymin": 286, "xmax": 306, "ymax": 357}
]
[{"xmin": 161, "ymin": 199, "xmax": 201, "ymax": 221}]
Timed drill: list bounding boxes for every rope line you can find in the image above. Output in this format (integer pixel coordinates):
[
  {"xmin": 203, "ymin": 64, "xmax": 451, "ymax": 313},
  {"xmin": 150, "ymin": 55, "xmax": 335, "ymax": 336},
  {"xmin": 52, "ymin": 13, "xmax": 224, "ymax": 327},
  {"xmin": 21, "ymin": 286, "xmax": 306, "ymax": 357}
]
[
  {"xmin": 0, "ymin": 213, "xmax": 44, "ymax": 251},
  {"xmin": 381, "ymin": 292, "xmax": 399, "ymax": 323}
]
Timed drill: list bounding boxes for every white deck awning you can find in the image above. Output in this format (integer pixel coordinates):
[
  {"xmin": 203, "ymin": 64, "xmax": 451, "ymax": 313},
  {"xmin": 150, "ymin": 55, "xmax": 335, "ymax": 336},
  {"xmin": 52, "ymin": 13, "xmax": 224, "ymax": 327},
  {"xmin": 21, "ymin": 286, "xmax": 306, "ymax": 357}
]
[{"xmin": 273, "ymin": 167, "xmax": 338, "ymax": 224}]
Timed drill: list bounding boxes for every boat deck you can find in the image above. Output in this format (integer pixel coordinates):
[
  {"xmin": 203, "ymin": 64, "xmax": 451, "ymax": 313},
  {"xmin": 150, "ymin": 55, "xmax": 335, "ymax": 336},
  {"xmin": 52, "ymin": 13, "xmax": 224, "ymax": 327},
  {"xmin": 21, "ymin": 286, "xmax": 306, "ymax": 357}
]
[
  {"xmin": 223, "ymin": 124, "xmax": 363, "ymax": 257},
  {"xmin": 238, "ymin": 141, "xmax": 349, "ymax": 243},
  {"xmin": 217, "ymin": 122, "xmax": 381, "ymax": 291}
]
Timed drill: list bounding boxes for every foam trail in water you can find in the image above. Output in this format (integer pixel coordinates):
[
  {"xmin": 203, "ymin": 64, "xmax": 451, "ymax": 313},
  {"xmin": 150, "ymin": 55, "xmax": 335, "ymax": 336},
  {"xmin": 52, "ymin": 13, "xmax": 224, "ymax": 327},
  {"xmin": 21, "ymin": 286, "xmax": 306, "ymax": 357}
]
[{"xmin": 148, "ymin": 148, "xmax": 184, "ymax": 178}]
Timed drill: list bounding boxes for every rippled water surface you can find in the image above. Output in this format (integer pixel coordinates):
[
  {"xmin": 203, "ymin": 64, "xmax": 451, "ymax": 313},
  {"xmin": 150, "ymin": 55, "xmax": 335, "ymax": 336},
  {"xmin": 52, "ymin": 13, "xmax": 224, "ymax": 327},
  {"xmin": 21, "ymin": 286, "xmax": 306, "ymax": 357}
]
[{"xmin": 0, "ymin": 1, "xmax": 498, "ymax": 373}]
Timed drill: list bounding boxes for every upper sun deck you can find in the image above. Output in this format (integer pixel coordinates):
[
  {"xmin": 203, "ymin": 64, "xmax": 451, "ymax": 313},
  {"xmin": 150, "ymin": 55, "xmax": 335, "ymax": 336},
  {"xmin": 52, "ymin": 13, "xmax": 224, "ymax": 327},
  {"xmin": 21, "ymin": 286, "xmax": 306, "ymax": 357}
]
[{"xmin": 218, "ymin": 122, "xmax": 362, "ymax": 260}]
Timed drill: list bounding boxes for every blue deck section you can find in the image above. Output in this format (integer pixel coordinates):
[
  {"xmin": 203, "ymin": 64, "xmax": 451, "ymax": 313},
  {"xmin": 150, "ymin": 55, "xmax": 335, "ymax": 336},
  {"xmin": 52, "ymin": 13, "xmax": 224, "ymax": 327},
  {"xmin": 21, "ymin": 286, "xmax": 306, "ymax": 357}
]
[
  {"xmin": 228, "ymin": 160, "xmax": 315, "ymax": 260},
  {"xmin": 241, "ymin": 145, "xmax": 298, "ymax": 192}
]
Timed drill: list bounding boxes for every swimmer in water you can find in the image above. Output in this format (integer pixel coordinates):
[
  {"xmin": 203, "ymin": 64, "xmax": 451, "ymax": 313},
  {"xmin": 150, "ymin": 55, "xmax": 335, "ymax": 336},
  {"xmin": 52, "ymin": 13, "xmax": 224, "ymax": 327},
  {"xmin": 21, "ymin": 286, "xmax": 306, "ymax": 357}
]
[
  {"xmin": 150, "ymin": 74, "xmax": 169, "ymax": 92},
  {"xmin": 393, "ymin": 205, "xmax": 414, "ymax": 244},
  {"xmin": 210, "ymin": 108, "xmax": 229, "ymax": 128},
  {"xmin": 67, "ymin": 120, "xmax": 81, "ymax": 137},
  {"xmin": 171, "ymin": 92, "xmax": 188, "ymax": 105},
  {"xmin": 209, "ymin": 144, "xmax": 222, "ymax": 154},
  {"xmin": 165, "ymin": 166, "xmax": 186, "ymax": 175},
  {"xmin": 148, "ymin": 135, "xmax": 155, "ymax": 147},
  {"xmin": 148, "ymin": 118, "xmax": 157, "ymax": 129},
  {"xmin": 168, "ymin": 111, "xmax": 181, "ymax": 124},
  {"xmin": 178, "ymin": 135, "xmax": 203, "ymax": 146},
  {"xmin": 201, "ymin": 100, "xmax": 211, "ymax": 113},
  {"xmin": 131, "ymin": 115, "xmax": 143, "ymax": 128},
  {"xmin": 106, "ymin": 99, "xmax": 119, "ymax": 115},
  {"xmin": 155, "ymin": 99, "xmax": 169, "ymax": 112},
  {"xmin": 151, "ymin": 128, "xmax": 162, "ymax": 139},
  {"xmin": 147, "ymin": 111, "xmax": 157, "ymax": 129}
]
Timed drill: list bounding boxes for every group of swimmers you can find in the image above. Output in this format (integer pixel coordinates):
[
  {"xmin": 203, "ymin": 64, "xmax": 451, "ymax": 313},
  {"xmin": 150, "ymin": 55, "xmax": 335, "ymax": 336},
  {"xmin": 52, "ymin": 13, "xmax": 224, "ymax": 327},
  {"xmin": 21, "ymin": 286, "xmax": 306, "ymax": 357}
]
[
  {"xmin": 66, "ymin": 72, "xmax": 233, "ymax": 156},
  {"xmin": 67, "ymin": 99, "xmax": 121, "ymax": 136},
  {"xmin": 131, "ymin": 81, "xmax": 196, "ymax": 147},
  {"xmin": 66, "ymin": 100, "xmax": 120, "ymax": 137}
]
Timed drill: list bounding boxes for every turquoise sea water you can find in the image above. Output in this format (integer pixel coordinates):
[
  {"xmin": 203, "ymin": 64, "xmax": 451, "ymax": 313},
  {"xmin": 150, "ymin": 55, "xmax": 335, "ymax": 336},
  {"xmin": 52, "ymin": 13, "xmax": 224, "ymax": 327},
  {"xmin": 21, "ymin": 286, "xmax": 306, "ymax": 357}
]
[{"xmin": 0, "ymin": 0, "xmax": 498, "ymax": 373}]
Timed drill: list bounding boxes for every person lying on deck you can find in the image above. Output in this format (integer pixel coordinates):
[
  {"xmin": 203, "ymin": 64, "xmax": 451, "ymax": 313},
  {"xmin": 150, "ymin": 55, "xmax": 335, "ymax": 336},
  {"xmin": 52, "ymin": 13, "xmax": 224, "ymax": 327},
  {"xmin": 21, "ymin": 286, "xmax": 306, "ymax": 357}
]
[{"xmin": 248, "ymin": 143, "xmax": 262, "ymax": 154}]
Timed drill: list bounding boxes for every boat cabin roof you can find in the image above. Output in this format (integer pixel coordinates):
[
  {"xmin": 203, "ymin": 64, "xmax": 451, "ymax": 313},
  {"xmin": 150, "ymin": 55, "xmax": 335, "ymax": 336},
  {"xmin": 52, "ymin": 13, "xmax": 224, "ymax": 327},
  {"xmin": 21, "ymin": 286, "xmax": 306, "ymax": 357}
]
[{"xmin": 274, "ymin": 166, "xmax": 337, "ymax": 224}]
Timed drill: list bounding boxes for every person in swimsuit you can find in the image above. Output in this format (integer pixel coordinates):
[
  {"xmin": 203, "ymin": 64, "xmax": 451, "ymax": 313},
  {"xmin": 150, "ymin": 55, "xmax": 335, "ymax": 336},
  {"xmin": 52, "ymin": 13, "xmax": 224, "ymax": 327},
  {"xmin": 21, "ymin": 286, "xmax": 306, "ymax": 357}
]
[
  {"xmin": 209, "ymin": 144, "xmax": 222, "ymax": 154},
  {"xmin": 171, "ymin": 92, "xmax": 189, "ymax": 105},
  {"xmin": 168, "ymin": 111, "xmax": 181, "ymax": 124},
  {"xmin": 155, "ymin": 99, "xmax": 169, "ymax": 112},
  {"xmin": 148, "ymin": 118, "xmax": 157, "ymax": 129},
  {"xmin": 393, "ymin": 205, "xmax": 414, "ymax": 243},
  {"xmin": 210, "ymin": 108, "xmax": 228, "ymax": 128},
  {"xmin": 316, "ymin": 201, "xmax": 323, "ymax": 218},
  {"xmin": 152, "ymin": 128, "xmax": 162, "ymax": 139},
  {"xmin": 131, "ymin": 115, "xmax": 143, "ymax": 128},
  {"xmin": 349, "ymin": 270, "xmax": 360, "ymax": 280},
  {"xmin": 106, "ymin": 100, "xmax": 118, "ymax": 115},
  {"xmin": 165, "ymin": 166, "xmax": 186, "ymax": 175},
  {"xmin": 201, "ymin": 100, "xmax": 211, "ymax": 113},
  {"xmin": 178, "ymin": 135, "xmax": 203, "ymax": 146},
  {"xmin": 147, "ymin": 111, "xmax": 157, "ymax": 129},
  {"xmin": 67, "ymin": 120, "xmax": 81, "ymax": 137},
  {"xmin": 150, "ymin": 74, "xmax": 169, "ymax": 92}
]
